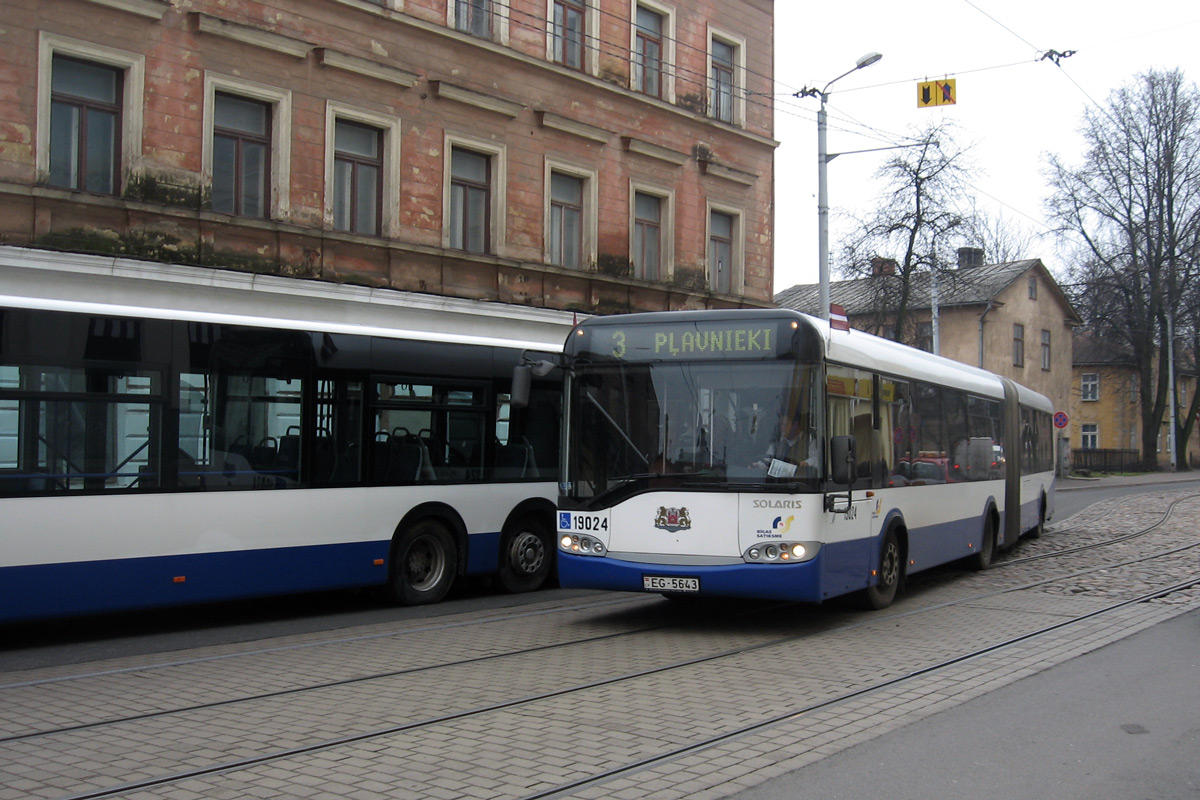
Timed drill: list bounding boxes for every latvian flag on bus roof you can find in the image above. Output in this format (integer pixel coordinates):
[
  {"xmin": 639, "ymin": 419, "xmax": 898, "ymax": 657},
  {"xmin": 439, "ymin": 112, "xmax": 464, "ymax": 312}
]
[{"xmin": 830, "ymin": 304, "xmax": 851, "ymax": 332}]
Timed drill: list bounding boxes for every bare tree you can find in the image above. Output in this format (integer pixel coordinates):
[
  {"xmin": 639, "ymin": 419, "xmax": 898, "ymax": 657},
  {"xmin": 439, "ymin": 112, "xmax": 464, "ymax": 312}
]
[
  {"xmin": 835, "ymin": 121, "xmax": 973, "ymax": 341},
  {"xmin": 1048, "ymin": 69, "xmax": 1200, "ymax": 469},
  {"xmin": 963, "ymin": 210, "xmax": 1042, "ymax": 265}
]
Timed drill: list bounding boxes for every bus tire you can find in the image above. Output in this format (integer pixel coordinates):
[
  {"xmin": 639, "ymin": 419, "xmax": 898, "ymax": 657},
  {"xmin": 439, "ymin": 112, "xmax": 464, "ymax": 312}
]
[
  {"xmin": 971, "ymin": 514, "xmax": 997, "ymax": 570},
  {"xmin": 1025, "ymin": 500, "xmax": 1045, "ymax": 540},
  {"xmin": 860, "ymin": 528, "xmax": 901, "ymax": 610},
  {"xmin": 389, "ymin": 519, "xmax": 457, "ymax": 605},
  {"xmin": 497, "ymin": 514, "xmax": 552, "ymax": 593}
]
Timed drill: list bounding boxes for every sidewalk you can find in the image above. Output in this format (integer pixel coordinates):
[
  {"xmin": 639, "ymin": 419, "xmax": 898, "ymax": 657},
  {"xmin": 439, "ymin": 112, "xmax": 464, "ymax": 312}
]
[{"xmin": 1057, "ymin": 470, "xmax": 1200, "ymax": 492}]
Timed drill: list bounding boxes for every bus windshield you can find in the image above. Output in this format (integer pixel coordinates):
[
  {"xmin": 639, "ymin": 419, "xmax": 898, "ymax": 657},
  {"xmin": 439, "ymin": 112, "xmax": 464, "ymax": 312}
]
[{"xmin": 565, "ymin": 359, "xmax": 822, "ymax": 505}]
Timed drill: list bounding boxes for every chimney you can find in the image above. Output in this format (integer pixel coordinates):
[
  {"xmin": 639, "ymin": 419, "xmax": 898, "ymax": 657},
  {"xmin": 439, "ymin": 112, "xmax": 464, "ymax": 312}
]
[
  {"xmin": 871, "ymin": 257, "xmax": 897, "ymax": 276},
  {"xmin": 957, "ymin": 247, "xmax": 985, "ymax": 269}
]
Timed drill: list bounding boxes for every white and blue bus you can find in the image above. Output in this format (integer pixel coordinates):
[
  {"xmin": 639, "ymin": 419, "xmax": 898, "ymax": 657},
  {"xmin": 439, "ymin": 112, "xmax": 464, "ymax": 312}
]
[
  {"xmin": 545, "ymin": 309, "xmax": 1054, "ymax": 609},
  {"xmin": 0, "ymin": 247, "xmax": 571, "ymax": 622}
]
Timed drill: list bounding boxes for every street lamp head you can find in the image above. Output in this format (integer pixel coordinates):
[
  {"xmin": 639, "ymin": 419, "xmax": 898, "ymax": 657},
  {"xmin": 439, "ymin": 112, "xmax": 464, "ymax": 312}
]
[{"xmin": 855, "ymin": 52, "xmax": 883, "ymax": 70}]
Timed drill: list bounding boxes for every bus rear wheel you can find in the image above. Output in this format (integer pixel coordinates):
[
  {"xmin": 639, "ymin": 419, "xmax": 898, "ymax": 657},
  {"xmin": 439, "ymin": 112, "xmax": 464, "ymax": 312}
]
[
  {"xmin": 497, "ymin": 515, "xmax": 552, "ymax": 593},
  {"xmin": 971, "ymin": 515, "xmax": 997, "ymax": 570},
  {"xmin": 389, "ymin": 520, "xmax": 457, "ymax": 605},
  {"xmin": 860, "ymin": 529, "xmax": 901, "ymax": 610}
]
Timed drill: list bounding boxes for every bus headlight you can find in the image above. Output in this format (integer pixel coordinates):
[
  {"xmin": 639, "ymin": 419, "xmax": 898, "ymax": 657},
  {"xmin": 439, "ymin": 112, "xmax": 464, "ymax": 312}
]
[
  {"xmin": 561, "ymin": 534, "xmax": 606, "ymax": 557},
  {"xmin": 742, "ymin": 542, "xmax": 819, "ymax": 564}
]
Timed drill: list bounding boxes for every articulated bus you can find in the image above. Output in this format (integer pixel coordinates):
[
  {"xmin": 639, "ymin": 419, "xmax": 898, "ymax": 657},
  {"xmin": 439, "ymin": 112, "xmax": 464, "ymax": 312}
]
[
  {"xmin": 546, "ymin": 309, "xmax": 1054, "ymax": 609},
  {"xmin": 0, "ymin": 247, "xmax": 570, "ymax": 622}
]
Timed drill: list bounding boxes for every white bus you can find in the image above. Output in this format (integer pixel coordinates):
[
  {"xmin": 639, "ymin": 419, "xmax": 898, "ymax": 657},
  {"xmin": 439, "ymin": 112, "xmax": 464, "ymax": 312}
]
[
  {"xmin": 0, "ymin": 247, "xmax": 571, "ymax": 622},
  {"xmin": 545, "ymin": 309, "xmax": 1054, "ymax": 608}
]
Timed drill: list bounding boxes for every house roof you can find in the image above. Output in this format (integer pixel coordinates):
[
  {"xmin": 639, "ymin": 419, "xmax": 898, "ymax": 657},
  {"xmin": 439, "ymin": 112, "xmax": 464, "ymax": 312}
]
[{"xmin": 775, "ymin": 259, "xmax": 1083, "ymax": 325}]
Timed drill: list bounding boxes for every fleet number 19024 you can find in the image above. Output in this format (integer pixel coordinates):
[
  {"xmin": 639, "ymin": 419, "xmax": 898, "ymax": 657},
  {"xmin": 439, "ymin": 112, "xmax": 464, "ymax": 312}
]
[{"xmin": 561, "ymin": 512, "xmax": 609, "ymax": 532}]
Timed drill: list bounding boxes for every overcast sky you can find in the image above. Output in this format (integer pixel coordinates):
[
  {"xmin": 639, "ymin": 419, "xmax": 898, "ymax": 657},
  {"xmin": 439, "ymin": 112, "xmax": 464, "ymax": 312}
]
[{"xmin": 770, "ymin": 1, "xmax": 1200, "ymax": 296}]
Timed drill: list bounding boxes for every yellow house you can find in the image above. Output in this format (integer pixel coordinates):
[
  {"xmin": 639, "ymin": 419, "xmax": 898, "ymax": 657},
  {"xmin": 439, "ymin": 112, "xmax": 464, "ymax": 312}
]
[
  {"xmin": 1071, "ymin": 330, "xmax": 1199, "ymax": 470},
  {"xmin": 775, "ymin": 256, "xmax": 1081, "ymax": 427}
]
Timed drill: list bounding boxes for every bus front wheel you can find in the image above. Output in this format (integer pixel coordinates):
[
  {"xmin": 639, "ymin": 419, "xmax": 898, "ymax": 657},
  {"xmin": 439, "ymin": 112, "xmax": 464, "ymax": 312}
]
[
  {"xmin": 497, "ymin": 515, "xmax": 553, "ymax": 593},
  {"xmin": 860, "ymin": 528, "xmax": 901, "ymax": 610},
  {"xmin": 389, "ymin": 520, "xmax": 457, "ymax": 605}
]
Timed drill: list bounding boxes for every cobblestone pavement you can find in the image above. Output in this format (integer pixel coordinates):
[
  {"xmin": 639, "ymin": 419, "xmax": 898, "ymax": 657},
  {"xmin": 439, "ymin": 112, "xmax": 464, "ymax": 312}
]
[{"xmin": 1, "ymin": 489, "xmax": 1197, "ymax": 800}]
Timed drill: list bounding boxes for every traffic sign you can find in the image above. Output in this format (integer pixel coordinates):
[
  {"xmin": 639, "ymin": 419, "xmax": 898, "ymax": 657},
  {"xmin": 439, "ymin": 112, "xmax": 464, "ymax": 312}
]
[
  {"xmin": 1053, "ymin": 411, "xmax": 1069, "ymax": 429},
  {"xmin": 917, "ymin": 79, "xmax": 956, "ymax": 108}
]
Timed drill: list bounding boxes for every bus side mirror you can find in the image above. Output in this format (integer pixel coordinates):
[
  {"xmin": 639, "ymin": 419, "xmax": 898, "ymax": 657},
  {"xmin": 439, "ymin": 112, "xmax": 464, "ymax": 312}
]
[
  {"xmin": 830, "ymin": 435, "xmax": 856, "ymax": 486},
  {"xmin": 511, "ymin": 365, "xmax": 532, "ymax": 409},
  {"xmin": 511, "ymin": 357, "xmax": 558, "ymax": 409}
]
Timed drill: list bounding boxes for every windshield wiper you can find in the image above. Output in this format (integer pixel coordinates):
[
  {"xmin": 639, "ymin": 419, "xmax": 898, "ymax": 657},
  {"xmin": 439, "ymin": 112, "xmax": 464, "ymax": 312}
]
[{"xmin": 584, "ymin": 390, "xmax": 649, "ymax": 466}]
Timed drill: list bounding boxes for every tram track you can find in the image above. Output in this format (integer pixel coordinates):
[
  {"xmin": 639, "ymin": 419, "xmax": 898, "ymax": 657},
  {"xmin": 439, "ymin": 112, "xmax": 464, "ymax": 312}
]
[
  {"xmin": 518, "ymin": 577, "xmax": 1200, "ymax": 800},
  {"xmin": 6, "ymin": 493, "xmax": 1198, "ymax": 800},
  {"xmin": 998, "ymin": 491, "xmax": 1200, "ymax": 566}
]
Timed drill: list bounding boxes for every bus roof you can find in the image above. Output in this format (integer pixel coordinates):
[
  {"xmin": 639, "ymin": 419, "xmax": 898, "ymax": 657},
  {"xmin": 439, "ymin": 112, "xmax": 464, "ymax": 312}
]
[
  {"xmin": 573, "ymin": 308, "xmax": 1053, "ymax": 410},
  {"xmin": 0, "ymin": 245, "xmax": 573, "ymax": 352}
]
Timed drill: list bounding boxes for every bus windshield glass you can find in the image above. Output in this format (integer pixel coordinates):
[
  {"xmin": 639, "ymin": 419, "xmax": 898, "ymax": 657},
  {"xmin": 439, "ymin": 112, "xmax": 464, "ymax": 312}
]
[{"xmin": 566, "ymin": 359, "xmax": 822, "ymax": 505}]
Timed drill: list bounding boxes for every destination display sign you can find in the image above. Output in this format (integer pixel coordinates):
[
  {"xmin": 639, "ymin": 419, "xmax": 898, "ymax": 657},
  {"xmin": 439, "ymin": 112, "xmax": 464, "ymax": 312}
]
[{"xmin": 573, "ymin": 320, "xmax": 794, "ymax": 362}]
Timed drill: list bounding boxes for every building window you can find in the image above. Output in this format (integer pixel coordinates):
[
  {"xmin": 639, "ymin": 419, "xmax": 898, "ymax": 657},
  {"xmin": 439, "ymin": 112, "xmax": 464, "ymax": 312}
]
[
  {"xmin": 450, "ymin": 147, "xmax": 491, "ymax": 253},
  {"xmin": 1040, "ymin": 329, "xmax": 1051, "ymax": 371},
  {"xmin": 915, "ymin": 321, "xmax": 933, "ymax": 353},
  {"xmin": 708, "ymin": 210, "xmax": 735, "ymax": 293},
  {"xmin": 633, "ymin": 192, "xmax": 662, "ymax": 280},
  {"xmin": 212, "ymin": 93, "xmax": 270, "ymax": 218},
  {"xmin": 634, "ymin": 6, "xmax": 663, "ymax": 98},
  {"xmin": 1081, "ymin": 372, "xmax": 1099, "ymax": 402},
  {"xmin": 1028, "ymin": 275, "xmax": 1038, "ymax": 300},
  {"xmin": 1130, "ymin": 374, "xmax": 1139, "ymax": 404},
  {"xmin": 1081, "ymin": 423, "xmax": 1098, "ymax": 450},
  {"xmin": 333, "ymin": 120, "xmax": 382, "ymax": 236},
  {"xmin": 48, "ymin": 56, "xmax": 121, "ymax": 194},
  {"xmin": 550, "ymin": 172, "xmax": 584, "ymax": 268},
  {"xmin": 1012, "ymin": 323, "xmax": 1025, "ymax": 367},
  {"xmin": 710, "ymin": 38, "xmax": 735, "ymax": 123},
  {"xmin": 552, "ymin": 0, "xmax": 586, "ymax": 70},
  {"xmin": 455, "ymin": 0, "xmax": 492, "ymax": 38}
]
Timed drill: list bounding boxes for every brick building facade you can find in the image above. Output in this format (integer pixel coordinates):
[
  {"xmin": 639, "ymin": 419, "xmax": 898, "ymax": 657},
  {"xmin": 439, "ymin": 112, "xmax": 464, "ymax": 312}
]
[{"xmin": 0, "ymin": 0, "xmax": 775, "ymax": 313}]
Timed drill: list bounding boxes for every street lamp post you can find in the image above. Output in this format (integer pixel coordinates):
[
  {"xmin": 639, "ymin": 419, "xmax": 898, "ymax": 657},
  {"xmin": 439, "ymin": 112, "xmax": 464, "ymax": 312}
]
[{"xmin": 802, "ymin": 52, "xmax": 882, "ymax": 320}]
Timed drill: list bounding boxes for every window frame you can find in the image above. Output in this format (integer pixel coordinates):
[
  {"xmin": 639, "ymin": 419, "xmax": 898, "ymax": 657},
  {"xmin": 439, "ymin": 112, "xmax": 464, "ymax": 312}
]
[
  {"xmin": 203, "ymin": 73, "xmax": 292, "ymax": 221},
  {"xmin": 706, "ymin": 204, "xmax": 742, "ymax": 294},
  {"xmin": 1080, "ymin": 423, "xmax": 1099, "ymax": 450},
  {"xmin": 543, "ymin": 158, "xmax": 597, "ymax": 270},
  {"xmin": 211, "ymin": 93, "xmax": 272, "ymax": 219},
  {"xmin": 48, "ymin": 55, "xmax": 123, "ymax": 195},
  {"xmin": 632, "ymin": 2, "xmax": 674, "ymax": 100},
  {"xmin": 450, "ymin": 0, "xmax": 510, "ymax": 42},
  {"xmin": 707, "ymin": 27, "xmax": 745, "ymax": 125},
  {"xmin": 550, "ymin": 0, "xmax": 587, "ymax": 71},
  {"xmin": 325, "ymin": 102, "xmax": 401, "ymax": 238},
  {"xmin": 1081, "ymin": 372, "xmax": 1099, "ymax": 402},
  {"xmin": 1012, "ymin": 323, "xmax": 1025, "ymax": 367},
  {"xmin": 332, "ymin": 120, "xmax": 383, "ymax": 236},
  {"xmin": 37, "ymin": 33, "xmax": 145, "ymax": 196},
  {"xmin": 630, "ymin": 182, "xmax": 673, "ymax": 281},
  {"xmin": 1040, "ymin": 329, "xmax": 1051, "ymax": 371},
  {"xmin": 443, "ymin": 134, "xmax": 507, "ymax": 255}
]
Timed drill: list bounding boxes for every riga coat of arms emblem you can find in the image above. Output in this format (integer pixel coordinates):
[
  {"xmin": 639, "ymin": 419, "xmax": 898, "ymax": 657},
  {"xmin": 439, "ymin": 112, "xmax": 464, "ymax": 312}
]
[{"xmin": 654, "ymin": 506, "xmax": 691, "ymax": 532}]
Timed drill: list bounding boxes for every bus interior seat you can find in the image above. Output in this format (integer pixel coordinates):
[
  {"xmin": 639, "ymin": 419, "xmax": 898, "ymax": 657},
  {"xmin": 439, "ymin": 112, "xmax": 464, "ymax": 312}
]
[
  {"xmin": 495, "ymin": 437, "xmax": 538, "ymax": 479},
  {"xmin": 277, "ymin": 426, "xmax": 301, "ymax": 475}
]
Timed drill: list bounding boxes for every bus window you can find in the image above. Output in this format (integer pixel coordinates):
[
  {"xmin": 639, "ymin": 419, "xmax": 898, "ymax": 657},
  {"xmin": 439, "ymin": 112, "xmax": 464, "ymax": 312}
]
[
  {"xmin": 373, "ymin": 380, "xmax": 486, "ymax": 483},
  {"xmin": 314, "ymin": 378, "xmax": 363, "ymax": 485},
  {"xmin": 180, "ymin": 324, "xmax": 309, "ymax": 490},
  {"xmin": 497, "ymin": 385, "xmax": 559, "ymax": 481},
  {"xmin": 0, "ymin": 364, "xmax": 161, "ymax": 493}
]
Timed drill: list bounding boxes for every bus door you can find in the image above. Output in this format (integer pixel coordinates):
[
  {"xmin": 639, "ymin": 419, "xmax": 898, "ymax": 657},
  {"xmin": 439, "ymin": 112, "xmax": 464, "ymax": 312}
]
[{"xmin": 823, "ymin": 367, "xmax": 880, "ymax": 596}]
